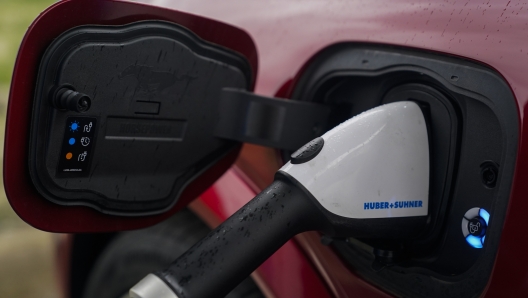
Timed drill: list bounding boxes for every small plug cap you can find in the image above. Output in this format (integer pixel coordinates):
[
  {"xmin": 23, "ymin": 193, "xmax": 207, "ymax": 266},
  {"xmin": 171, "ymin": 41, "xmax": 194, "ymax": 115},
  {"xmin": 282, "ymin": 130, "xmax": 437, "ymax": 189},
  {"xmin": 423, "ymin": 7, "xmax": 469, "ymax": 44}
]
[{"xmin": 52, "ymin": 86, "xmax": 91, "ymax": 113}]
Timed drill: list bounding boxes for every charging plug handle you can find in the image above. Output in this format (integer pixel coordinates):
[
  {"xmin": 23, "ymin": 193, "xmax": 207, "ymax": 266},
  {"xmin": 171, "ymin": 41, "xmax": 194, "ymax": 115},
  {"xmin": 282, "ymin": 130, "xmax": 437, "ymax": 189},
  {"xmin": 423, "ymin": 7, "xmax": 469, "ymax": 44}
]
[
  {"xmin": 130, "ymin": 101, "xmax": 430, "ymax": 298},
  {"xmin": 139, "ymin": 174, "xmax": 328, "ymax": 298}
]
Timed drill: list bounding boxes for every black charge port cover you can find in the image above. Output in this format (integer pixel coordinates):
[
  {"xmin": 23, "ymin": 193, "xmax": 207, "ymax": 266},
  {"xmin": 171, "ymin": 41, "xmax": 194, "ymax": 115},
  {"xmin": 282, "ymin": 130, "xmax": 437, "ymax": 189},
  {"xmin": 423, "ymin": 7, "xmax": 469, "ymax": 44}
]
[{"xmin": 29, "ymin": 21, "xmax": 252, "ymax": 216}]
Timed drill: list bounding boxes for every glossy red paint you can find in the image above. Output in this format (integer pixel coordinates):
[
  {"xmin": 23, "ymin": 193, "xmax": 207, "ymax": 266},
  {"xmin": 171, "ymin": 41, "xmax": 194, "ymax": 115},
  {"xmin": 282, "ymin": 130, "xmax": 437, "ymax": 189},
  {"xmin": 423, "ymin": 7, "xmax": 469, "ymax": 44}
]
[
  {"xmin": 3, "ymin": 0, "xmax": 257, "ymax": 233},
  {"xmin": 295, "ymin": 232, "xmax": 392, "ymax": 298},
  {"xmin": 132, "ymin": 1, "xmax": 528, "ymax": 296},
  {"xmin": 6, "ymin": 0, "xmax": 528, "ymax": 297},
  {"xmin": 198, "ymin": 168, "xmax": 331, "ymax": 298}
]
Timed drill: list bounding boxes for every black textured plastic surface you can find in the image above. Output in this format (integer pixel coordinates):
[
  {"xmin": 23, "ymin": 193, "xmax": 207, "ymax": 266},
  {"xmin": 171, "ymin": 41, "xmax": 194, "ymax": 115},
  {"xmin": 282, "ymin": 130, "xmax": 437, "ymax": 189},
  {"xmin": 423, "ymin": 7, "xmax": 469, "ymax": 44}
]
[
  {"xmin": 29, "ymin": 21, "xmax": 251, "ymax": 215},
  {"xmin": 157, "ymin": 173, "xmax": 330, "ymax": 298},
  {"xmin": 291, "ymin": 44, "xmax": 518, "ymax": 298},
  {"xmin": 215, "ymin": 89, "xmax": 330, "ymax": 150},
  {"xmin": 290, "ymin": 137, "xmax": 324, "ymax": 164}
]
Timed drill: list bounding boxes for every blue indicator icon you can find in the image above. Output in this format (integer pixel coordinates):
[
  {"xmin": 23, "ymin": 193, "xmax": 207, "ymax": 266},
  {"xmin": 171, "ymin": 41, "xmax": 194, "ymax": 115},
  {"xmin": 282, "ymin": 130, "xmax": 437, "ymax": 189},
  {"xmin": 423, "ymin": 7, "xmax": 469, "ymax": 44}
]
[
  {"xmin": 68, "ymin": 138, "xmax": 75, "ymax": 145},
  {"xmin": 70, "ymin": 121, "xmax": 79, "ymax": 132}
]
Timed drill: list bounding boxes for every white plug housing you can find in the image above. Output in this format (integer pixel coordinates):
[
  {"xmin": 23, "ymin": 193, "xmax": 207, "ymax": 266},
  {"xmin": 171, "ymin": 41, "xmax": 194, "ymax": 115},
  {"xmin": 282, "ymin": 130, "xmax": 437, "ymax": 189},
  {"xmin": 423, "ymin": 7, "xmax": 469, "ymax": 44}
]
[{"xmin": 280, "ymin": 101, "xmax": 429, "ymax": 219}]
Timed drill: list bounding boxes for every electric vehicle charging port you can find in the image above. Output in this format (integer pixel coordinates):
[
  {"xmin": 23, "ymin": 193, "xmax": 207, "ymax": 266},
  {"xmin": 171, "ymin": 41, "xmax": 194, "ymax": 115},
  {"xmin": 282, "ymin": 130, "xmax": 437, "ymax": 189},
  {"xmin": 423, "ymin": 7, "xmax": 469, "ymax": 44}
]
[{"xmin": 289, "ymin": 45, "xmax": 518, "ymax": 298}]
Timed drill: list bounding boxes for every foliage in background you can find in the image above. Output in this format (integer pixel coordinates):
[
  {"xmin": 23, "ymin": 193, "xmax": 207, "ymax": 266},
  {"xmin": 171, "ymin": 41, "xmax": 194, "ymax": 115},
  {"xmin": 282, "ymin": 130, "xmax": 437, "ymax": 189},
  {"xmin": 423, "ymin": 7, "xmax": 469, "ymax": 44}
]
[
  {"xmin": 0, "ymin": 1, "xmax": 58, "ymax": 297},
  {"xmin": 0, "ymin": 0, "xmax": 54, "ymax": 226},
  {"xmin": 0, "ymin": 0, "xmax": 54, "ymax": 85}
]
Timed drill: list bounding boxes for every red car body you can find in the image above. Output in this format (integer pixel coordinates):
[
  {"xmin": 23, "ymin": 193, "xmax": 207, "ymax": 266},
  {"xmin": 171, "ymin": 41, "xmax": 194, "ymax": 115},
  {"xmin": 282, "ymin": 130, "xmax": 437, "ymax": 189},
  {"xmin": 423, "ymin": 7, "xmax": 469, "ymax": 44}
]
[{"xmin": 5, "ymin": 0, "xmax": 528, "ymax": 297}]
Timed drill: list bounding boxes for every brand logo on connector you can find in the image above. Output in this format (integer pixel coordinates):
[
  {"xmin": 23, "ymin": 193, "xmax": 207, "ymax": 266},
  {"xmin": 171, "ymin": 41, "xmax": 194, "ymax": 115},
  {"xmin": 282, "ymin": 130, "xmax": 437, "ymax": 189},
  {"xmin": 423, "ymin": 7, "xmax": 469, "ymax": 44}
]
[{"xmin": 363, "ymin": 201, "xmax": 423, "ymax": 210}]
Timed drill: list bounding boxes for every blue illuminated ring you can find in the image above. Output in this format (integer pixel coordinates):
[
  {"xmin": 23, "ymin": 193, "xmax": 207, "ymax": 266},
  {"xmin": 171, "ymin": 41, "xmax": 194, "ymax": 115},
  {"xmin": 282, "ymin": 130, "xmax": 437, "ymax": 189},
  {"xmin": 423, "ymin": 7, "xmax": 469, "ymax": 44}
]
[{"xmin": 461, "ymin": 207, "xmax": 489, "ymax": 249}]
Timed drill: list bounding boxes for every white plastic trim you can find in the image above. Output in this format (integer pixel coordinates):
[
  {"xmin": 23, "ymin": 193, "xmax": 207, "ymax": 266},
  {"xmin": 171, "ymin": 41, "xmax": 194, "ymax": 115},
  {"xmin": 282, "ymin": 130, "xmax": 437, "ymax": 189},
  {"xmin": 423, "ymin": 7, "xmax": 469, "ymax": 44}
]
[
  {"xmin": 281, "ymin": 101, "xmax": 429, "ymax": 219},
  {"xmin": 129, "ymin": 274, "xmax": 180, "ymax": 298}
]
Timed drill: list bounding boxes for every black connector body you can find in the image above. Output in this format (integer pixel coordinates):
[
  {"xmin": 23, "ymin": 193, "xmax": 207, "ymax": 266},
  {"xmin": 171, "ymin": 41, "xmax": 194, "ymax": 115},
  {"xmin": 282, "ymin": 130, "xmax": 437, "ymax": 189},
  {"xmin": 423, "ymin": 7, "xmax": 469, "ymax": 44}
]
[
  {"xmin": 155, "ymin": 173, "xmax": 331, "ymax": 298},
  {"xmin": 154, "ymin": 170, "xmax": 427, "ymax": 298}
]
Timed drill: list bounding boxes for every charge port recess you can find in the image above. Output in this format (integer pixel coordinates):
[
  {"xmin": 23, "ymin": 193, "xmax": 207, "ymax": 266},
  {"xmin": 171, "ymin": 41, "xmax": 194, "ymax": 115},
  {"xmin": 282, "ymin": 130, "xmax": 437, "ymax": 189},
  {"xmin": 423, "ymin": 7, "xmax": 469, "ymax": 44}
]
[{"xmin": 288, "ymin": 45, "xmax": 518, "ymax": 298}]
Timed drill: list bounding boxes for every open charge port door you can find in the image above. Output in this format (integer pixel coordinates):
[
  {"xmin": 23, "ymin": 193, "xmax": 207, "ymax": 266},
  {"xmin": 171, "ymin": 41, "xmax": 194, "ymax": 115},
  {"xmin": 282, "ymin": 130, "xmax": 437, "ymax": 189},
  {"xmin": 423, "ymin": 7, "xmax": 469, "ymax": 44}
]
[
  {"xmin": 5, "ymin": 10, "xmax": 330, "ymax": 233},
  {"xmin": 3, "ymin": 10, "xmax": 264, "ymax": 232},
  {"xmin": 28, "ymin": 21, "xmax": 254, "ymax": 216}
]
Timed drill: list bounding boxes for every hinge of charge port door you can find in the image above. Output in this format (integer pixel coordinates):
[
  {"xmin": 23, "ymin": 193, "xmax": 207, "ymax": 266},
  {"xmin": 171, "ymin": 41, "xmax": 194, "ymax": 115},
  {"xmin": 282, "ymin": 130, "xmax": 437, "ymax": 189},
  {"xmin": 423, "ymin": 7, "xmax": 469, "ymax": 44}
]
[{"xmin": 215, "ymin": 88, "xmax": 331, "ymax": 150}]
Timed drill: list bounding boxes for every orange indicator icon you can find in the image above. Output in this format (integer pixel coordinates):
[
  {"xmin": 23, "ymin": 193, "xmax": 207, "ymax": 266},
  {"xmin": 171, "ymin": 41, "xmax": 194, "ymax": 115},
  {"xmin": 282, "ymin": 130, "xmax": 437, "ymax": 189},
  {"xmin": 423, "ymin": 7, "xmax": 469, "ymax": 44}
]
[{"xmin": 66, "ymin": 152, "xmax": 73, "ymax": 160}]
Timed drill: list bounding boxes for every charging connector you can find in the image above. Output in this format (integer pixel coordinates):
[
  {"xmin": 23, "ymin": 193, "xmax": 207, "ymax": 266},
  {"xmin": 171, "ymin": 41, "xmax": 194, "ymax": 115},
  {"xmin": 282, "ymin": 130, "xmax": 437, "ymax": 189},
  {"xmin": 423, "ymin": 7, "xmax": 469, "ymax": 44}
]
[{"xmin": 131, "ymin": 101, "xmax": 429, "ymax": 298}]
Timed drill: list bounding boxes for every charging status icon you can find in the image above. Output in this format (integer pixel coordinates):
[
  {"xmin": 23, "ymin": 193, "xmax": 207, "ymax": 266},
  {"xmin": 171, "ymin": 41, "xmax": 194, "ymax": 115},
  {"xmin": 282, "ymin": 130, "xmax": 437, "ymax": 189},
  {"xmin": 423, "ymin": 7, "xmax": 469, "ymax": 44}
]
[
  {"xmin": 69, "ymin": 121, "xmax": 80, "ymax": 132},
  {"xmin": 78, "ymin": 151, "xmax": 88, "ymax": 162},
  {"xmin": 60, "ymin": 117, "xmax": 96, "ymax": 175},
  {"xmin": 80, "ymin": 137, "xmax": 90, "ymax": 146}
]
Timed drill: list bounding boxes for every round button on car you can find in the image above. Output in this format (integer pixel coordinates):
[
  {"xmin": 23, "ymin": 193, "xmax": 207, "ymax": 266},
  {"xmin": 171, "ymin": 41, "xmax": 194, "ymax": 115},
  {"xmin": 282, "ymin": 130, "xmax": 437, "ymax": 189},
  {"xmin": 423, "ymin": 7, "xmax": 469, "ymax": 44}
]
[{"xmin": 461, "ymin": 207, "xmax": 490, "ymax": 249}]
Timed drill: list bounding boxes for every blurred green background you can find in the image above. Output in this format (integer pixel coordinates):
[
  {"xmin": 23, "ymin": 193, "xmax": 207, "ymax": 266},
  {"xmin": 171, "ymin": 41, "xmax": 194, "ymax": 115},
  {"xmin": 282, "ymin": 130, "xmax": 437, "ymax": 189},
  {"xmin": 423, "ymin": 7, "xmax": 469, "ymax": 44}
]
[{"xmin": 0, "ymin": 0, "xmax": 59, "ymax": 297}]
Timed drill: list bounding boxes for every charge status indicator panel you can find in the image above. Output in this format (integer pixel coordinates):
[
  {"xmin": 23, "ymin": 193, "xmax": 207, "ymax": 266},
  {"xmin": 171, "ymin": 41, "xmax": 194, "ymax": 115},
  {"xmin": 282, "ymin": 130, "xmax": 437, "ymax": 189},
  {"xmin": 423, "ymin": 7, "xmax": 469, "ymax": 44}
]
[{"xmin": 57, "ymin": 117, "xmax": 96, "ymax": 175}]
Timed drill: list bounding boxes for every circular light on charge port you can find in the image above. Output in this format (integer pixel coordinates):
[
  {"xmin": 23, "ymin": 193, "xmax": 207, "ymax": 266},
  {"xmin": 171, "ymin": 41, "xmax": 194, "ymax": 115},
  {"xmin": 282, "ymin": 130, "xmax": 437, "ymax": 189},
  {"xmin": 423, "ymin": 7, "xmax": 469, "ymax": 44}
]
[
  {"xmin": 463, "ymin": 207, "xmax": 490, "ymax": 249},
  {"xmin": 69, "ymin": 138, "xmax": 75, "ymax": 145}
]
